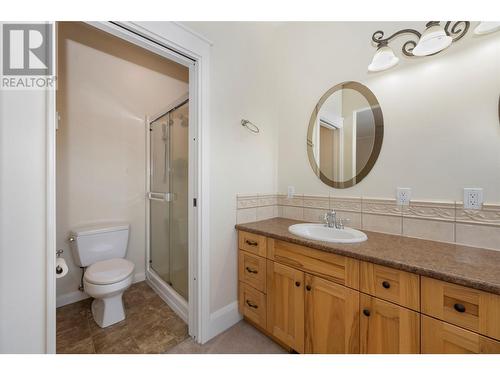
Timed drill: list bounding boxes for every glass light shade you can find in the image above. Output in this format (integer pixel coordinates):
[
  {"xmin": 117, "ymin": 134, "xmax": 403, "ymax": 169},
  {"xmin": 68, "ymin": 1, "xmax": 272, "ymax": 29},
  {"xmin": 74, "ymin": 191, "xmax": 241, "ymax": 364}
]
[
  {"xmin": 368, "ymin": 45, "xmax": 399, "ymax": 72},
  {"xmin": 474, "ymin": 22, "xmax": 500, "ymax": 35},
  {"xmin": 412, "ymin": 25, "xmax": 452, "ymax": 56}
]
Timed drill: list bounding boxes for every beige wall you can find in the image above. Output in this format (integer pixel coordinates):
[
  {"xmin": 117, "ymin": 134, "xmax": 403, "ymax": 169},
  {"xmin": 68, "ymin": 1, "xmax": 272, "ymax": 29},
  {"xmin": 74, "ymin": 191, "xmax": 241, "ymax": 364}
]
[
  {"xmin": 275, "ymin": 22, "xmax": 500, "ymax": 202},
  {"xmin": 56, "ymin": 23, "xmax": 188, "ymax": 303},
  {"xmin": 182, "ymin": 22, "xmax": 280, "ymax": 313}
]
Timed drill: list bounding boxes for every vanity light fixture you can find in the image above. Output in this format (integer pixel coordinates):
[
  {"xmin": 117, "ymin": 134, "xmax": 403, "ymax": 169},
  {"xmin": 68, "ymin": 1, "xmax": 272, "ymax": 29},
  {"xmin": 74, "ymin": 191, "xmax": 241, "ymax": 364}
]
[
  {"xmin": 368, "ymin": 21, "xmax": 471, "ymax": 72},
  {"xmin": 474, "ymin": 22, "xmax": 500, "ymax": 35}
]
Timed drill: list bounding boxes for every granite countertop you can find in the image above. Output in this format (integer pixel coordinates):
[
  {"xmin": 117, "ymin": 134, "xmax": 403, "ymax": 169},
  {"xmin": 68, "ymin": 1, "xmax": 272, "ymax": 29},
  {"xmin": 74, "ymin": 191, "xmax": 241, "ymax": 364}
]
[{"xmin": 235, "ymin": 218, "xmax": 500, "ymax": 295}]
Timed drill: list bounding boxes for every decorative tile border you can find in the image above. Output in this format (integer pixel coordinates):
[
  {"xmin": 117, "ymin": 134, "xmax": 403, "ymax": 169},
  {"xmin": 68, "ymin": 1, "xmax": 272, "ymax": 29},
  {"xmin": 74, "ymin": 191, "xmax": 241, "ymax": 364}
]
[
  {"xmin": 303, "ymin": 195, "xmax": 329, "ymax": 209},
  {"xmin": 402, "ymin": 201, "xmax": 455, "ymax": 222},
  {"xmin": 236, "ymin": 193, "xmax": 500, "ymax": 251},
  {"xmin": 362, "ymin": 198, "xmax": 401, "ymax": 217},
  {"xmin": 455, "ymin": 203, "xmax": 500, "ymax": 227},
  {"xmin": 331, "ymin": 197, "xmax": 362, "ymax": 212}
]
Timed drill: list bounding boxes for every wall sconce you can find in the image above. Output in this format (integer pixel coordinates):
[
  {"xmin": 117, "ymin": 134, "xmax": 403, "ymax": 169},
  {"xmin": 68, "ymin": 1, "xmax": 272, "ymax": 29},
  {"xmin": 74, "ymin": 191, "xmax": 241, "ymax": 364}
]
[{"xmin": 367, "ymin": 21, "xmax": 491, "ymax": 72}]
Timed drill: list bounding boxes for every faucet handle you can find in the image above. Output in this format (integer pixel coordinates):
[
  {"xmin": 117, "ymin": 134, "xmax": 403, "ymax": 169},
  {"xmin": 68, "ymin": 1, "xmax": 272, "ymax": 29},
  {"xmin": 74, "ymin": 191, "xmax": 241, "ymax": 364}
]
[{"xmin": 337, "ymin": 218, "xmax": 351, "ymax": 229}]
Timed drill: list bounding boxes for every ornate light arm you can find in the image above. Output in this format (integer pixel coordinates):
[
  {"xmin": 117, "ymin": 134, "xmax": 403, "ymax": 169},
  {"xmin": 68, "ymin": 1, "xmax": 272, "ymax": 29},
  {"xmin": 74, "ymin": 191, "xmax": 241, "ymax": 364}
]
[
  {"xmin": 444, "ymin": 21, "xmax": 470, "ymax": 42},
  {"xmin": 372, "ymin": 28, "xmax": 422, "ymax": 57}
]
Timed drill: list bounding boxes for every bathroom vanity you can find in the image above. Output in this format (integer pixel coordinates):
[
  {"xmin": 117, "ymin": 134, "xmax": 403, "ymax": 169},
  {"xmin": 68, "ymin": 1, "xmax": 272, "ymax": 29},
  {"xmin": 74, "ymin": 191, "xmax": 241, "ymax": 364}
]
[{"xmin": 235, "ymin": 218, "xmax": 500, "ymax": 354}]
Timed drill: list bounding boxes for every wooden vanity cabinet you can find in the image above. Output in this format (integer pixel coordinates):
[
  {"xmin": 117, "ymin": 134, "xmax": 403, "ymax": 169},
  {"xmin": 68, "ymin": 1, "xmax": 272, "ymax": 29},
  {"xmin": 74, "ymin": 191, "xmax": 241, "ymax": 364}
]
[
  {"xmin": 305, "ymin": 274, "xmax": 360, "ymax": 353},
  {"xmin": 359, "ymin": 294, "xmax": 420, "ymax": 354},
  {"xmin": 237, "ymin": 230, "xmax": 500, "ymax": 354},
  {"xmin": 266, "ymin": 261, "xmax": 305, "ymax": 352}
]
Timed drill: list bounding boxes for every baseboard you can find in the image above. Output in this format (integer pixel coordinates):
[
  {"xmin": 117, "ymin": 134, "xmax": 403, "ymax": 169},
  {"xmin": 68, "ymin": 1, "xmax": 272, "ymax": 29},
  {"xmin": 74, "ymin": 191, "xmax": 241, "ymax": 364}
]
[
  {"xmin": 146, "ymin": 270, "xmax": 188, "ymax": 323},
  {"xmin": 56, "ymin": 272, "xmax": 146, "ymax": 308},
  {"xmin": 56, "ymin": 290, "xmax": 89, "ymax": 308},
  {"xmin": 206, "ymin": 301, "xmax": 242, "ymax": 342},
  {"xmin": 133, "ymin": 272, "xmax": 145, "ymax": 283}
]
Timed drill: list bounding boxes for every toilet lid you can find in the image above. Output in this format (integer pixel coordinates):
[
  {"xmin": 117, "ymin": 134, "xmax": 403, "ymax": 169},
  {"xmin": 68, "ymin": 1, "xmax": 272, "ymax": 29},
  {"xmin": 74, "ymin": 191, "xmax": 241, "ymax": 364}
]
[{"xmin": 84, "ymin": 258, "xmax": 135, "ymax": 285}]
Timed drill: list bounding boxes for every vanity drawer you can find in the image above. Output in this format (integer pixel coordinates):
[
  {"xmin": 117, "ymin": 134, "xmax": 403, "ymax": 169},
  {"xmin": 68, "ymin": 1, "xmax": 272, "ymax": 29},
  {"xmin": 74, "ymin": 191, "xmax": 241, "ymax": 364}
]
[
  {"xmin": 421, "ymin": 315, "xmax": 500, "ymax": 354},
  {"xmin": 238, "ymin": 250, "xmax": 266, "ymax": 292},
  {"xmin": 238, "ymin": 231, "xmax": 267, "ymax": 257},
  {"xmin": 267, "ymin": 238, "xmax": 359, "ymax": 289},
  {"xmin": 421, "ymin": 277, "xmax": 500, "ymax": 340},
  {"xmin": 360, "ymin": 261, "xmax": 420, "ymax": 310},
  {"xmin": 239, "ymin": 282, "xmax": 267, "ymax": 330}
]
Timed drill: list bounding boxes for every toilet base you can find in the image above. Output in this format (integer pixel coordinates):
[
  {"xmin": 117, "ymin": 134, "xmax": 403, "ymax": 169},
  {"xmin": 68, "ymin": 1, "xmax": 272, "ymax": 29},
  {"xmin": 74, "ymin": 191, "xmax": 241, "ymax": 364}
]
[{"xmin": 91, "ymin": 294, "xmax": 126, "ymax": 328}]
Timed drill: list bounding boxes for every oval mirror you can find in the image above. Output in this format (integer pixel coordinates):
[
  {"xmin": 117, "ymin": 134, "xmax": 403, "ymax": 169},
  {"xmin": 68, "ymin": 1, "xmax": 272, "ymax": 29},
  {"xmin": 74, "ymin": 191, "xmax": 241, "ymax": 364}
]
[{"xmin": 307, "ymin": 81, "xmax": 383, "ymax": 189}]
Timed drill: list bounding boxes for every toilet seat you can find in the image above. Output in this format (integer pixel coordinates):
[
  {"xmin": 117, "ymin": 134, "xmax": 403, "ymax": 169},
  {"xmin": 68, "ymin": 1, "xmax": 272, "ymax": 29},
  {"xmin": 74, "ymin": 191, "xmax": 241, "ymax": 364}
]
[{"xmin": 84, "ymin": 258, "xmax": 134, "ymax": 285}]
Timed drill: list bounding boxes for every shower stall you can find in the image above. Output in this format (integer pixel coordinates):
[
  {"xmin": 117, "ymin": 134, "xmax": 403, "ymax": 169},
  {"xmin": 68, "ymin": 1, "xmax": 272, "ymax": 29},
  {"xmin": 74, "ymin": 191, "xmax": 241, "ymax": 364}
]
[{"xmin": 146, "ymin": 96, "xmax": 189, "ymax": 316}]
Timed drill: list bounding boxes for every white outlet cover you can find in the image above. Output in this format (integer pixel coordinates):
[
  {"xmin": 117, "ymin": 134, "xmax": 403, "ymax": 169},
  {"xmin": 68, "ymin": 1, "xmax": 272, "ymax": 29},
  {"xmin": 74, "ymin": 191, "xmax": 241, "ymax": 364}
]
[
  {"xmin": 287, "ymin": 186, "xmax": 295, "ymax": 199},
  {"xmin": 396, "ymin": 187, "xmax": 411, "ymax": 206},
  {"xmin": 463, "ymin": 188, "xmax": 483, "ymax": 210}
]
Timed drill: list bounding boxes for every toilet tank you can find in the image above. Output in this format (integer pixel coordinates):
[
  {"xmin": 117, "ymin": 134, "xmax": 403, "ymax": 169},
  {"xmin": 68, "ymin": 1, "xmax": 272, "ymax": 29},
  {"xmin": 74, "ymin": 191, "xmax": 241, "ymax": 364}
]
[{"xmin": 70, "ymin": 224, "xmax": 130, "ymax": 267}]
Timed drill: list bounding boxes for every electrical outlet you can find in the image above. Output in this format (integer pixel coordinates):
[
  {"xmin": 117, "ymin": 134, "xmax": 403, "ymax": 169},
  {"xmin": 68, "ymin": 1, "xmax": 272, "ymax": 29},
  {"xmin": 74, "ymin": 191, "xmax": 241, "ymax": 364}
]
[
  {"xmin": 287, "ymin": 186, "xmax": 295, "ymax": 199},
  {"xmin": 463, "ymin": 188, "xmax": 483, "ymax": 210},
  {"xmin": 396, "ymin": 187, "xmax": 411, "ymax": 206}
]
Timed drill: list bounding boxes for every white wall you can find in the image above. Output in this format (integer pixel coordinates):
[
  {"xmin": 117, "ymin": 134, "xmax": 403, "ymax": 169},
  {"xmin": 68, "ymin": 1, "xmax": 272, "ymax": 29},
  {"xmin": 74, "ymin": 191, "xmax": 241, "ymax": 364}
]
[
  {"xmin": 273, "ymin": 22, "xmax": 500, "ymax": 202},
  {"xmin": 183, "ymin": 22, "xmax": 280, "ymax": 313},
  {"xmin": 56, "ymin": 23, "xmax": 189, "ymax": 304},
  {"xmin": 0, "ymin": 90, "xmax": 48, "ymax": 353}
]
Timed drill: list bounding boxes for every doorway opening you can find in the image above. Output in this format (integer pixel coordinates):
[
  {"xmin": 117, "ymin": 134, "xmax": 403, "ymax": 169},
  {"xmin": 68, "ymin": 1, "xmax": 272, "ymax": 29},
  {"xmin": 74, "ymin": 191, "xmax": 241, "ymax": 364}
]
[{"xmin": 54, "ymin": 21, "xmax": 199, "ymax": 353}]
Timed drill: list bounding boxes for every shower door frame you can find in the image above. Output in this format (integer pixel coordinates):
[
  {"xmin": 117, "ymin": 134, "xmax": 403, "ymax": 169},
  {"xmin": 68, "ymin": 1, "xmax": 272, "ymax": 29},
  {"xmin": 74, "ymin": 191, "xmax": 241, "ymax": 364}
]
[
  {"xmin": 47, "ymin": 21, "xmax": 213, "ymax": 352},
  {"xmin": 145, "ymin": 94, "xmax": 190, "ymax": 322}
]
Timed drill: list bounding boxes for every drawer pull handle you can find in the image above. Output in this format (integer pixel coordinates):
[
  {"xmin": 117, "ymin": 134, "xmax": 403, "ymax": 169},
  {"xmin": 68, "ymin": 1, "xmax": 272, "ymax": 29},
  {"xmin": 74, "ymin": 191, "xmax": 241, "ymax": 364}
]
[
  {"xmin": 454, "ymin": 303, "xmax": 466, "ymax": 313},
  {"xmin": 246, "ymin": 300, "xmax": 258, "ymax": 309},
  {"xmin": 382, "ymin": 281, "xmax": 391, "ymax": 289},
  {"xmin": 245, "ymin": 266, "xmax": 258, "ymax": 274},
  {"xmin": 306, "ymin": 285, "xmax": 312, "ymax": 291},
  {"xmin": 363, "ymin": 309, "xmax": 371, "ymax": 317},
  {"xmin": 245, "ymin": 239, "xmax": 258, "ymax": 246},
  {"xmin": 295, "ymin": 281, "xmax": 301, "ymax": 287}
]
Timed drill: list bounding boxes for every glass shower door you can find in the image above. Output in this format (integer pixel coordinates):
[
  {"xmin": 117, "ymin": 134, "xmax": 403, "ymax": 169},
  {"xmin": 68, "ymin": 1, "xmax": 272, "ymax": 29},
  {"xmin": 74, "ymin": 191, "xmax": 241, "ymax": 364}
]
[{"xmin": 149, "ymin": 100, "xmax": 189, "ymax": 300}]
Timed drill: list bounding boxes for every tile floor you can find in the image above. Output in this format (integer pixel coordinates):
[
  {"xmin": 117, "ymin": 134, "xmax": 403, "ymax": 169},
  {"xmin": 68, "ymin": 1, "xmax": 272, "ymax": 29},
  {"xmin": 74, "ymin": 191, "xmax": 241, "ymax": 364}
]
[
  {"xmin": 169, "ymin": 320, "xmax": 287, "ymax": 354},
  {"xmin": 56, "ymin": 281, "xmax": 188, "ymax": 353},
  {"xmin": 57, "ymin": 281, "xmax": 286, "ymax": 354}
]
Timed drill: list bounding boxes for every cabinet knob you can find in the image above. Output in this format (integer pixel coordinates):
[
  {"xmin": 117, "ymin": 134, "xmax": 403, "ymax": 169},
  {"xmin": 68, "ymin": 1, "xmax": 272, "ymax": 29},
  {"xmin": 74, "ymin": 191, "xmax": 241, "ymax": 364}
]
[
  {"xmin": 382, "ymin": 281, "xmax": 391, "ymax": 289},
  {"xmin": 306, "ymin": 285, "xmax": 311, "ymax": 291},
  {"xmin": 454, "ymin": 303, "xmax": 466, "ymax": 313},
  {"xmin": 295, "ymin": 281, "xmax": 301, "ymax": 287},
  {"xmin": 363, "ymin": 309, "xmax": 371, "ymax": 317},
  {"xmin": 245, "ymin": 239, "xmax": 258, "ymax": 246}
]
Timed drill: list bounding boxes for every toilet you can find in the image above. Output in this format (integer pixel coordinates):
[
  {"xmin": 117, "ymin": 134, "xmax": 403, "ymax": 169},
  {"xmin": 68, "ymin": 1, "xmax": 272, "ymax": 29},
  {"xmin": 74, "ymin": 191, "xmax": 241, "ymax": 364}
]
[{"xmin": 70, "ymin": 224, "xmax": 135, "ymax": 328}]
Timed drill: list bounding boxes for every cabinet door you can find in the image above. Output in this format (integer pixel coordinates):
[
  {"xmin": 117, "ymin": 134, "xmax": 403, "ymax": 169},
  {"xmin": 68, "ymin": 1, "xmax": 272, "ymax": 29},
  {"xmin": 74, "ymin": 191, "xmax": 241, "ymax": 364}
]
[
  {"xmin": 360, "ymin": 294, "xmax": 420, "ymax": 353},
  {"xmin": 422, "ymin": 315, "xmax": 500, "ymax": 354},
  {"xmin": 266, "ymin": 260, "xmax": 305, "ymax": 352},
  {"xmin": 305, "ymin": 274, "xmax": 360, "ymax": 353}
]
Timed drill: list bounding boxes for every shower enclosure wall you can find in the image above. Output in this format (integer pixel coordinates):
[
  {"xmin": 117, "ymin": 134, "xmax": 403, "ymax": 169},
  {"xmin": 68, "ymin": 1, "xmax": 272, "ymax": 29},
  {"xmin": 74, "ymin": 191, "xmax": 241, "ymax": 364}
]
[{"xmin": 147, "ymin": 96, "xmax": 189, "ymax": 315}]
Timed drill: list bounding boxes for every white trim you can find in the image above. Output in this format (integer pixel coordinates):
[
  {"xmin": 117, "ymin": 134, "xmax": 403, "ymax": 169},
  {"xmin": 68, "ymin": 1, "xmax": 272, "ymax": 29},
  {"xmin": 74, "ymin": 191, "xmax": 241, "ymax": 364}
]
[
  {"xmin": 56, "ymin": 290, "xmax": 88, "ymax": 308},
  {"xmin": 172, "ymin": 22, "xmax": 214, "ymax": 47},
  {"xmin": 146, "ymin": 270, "xmax": 188, "ymax": 323},
  {"xmin": 47, "ymin": 21, "xmax": 212, "ymax": 345},
  {"xmin": 45, "ymin": 21, "xmax": 57, "ymax": 354},
  {"xmin": 208, "ymin": 302, "xmax": 242, "ymax": 340}
]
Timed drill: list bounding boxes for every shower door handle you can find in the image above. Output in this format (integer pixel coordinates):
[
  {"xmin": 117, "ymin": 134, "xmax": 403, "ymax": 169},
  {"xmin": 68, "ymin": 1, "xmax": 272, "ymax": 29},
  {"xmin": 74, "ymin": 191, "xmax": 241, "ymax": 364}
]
[{"xmin": 147, "ymin": 192, "xmax": 173, "ymax": 202}]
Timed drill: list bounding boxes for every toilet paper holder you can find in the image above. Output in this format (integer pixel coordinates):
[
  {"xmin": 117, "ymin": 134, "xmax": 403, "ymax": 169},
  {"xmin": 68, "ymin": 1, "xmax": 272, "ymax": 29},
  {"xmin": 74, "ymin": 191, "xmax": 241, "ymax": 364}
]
[{"xmin": 56, "ymin": 249, "xmax": 64, "ymax": 274}]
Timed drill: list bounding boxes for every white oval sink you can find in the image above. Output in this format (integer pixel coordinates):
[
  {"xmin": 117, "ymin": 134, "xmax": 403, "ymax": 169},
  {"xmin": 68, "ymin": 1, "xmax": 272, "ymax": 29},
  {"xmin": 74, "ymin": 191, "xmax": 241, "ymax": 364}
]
[{"xmin": 288, "ymin": 223, "xmax": 367, "ymax": 244}]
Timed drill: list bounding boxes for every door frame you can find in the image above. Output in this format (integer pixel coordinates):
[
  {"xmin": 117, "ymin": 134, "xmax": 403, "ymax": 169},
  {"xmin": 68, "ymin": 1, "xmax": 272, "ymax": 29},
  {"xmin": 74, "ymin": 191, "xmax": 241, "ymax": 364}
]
[{"xmin": 46, "ymin": 21, "xmax": 212, "ymax": 352}]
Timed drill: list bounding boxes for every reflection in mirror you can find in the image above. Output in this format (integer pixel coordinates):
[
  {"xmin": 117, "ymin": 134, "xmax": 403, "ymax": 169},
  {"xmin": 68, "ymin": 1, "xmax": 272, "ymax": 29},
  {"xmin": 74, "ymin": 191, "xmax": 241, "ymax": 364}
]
[{"xmin": 307, "ymin": 82, "xmax": 383, "ymax": 188}]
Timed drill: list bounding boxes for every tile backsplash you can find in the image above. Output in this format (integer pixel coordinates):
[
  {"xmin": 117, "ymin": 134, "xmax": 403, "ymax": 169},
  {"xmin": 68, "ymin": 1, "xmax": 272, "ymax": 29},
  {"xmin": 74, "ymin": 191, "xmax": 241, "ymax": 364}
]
[{"xmin": 236, "ymin": 193, "xmax": 500, "ymax": 252}]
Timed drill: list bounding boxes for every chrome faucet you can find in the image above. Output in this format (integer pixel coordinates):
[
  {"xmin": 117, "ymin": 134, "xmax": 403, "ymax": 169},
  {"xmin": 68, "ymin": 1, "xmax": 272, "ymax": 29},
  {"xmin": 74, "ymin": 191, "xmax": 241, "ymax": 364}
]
[
  {"xmin": 324, "ymin": 210, "xmax": 337, "ymax": 228},
  {"xmin": 324, "ymin": 209, "xmax": 349, "ymax": 229}
]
